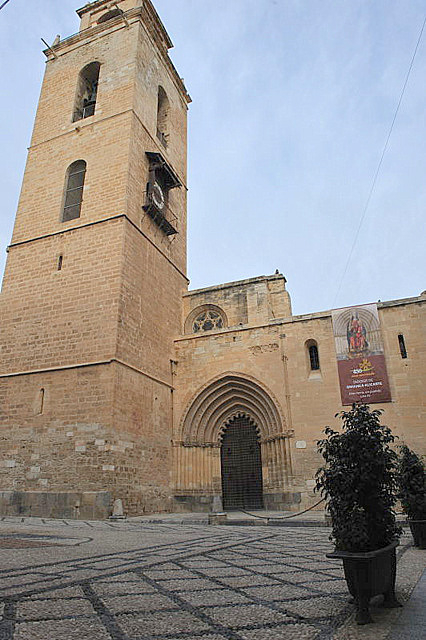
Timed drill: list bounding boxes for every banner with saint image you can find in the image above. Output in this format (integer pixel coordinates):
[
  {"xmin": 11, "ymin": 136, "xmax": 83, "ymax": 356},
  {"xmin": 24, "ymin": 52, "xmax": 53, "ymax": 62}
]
[{"xmin": 332, "ymin": 303, "xmax": 391, "ymax": 405}]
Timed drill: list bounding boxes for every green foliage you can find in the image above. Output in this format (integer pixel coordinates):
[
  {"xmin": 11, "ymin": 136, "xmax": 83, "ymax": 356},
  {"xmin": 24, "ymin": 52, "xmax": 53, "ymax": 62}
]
[
  {"xmin": 397, "ymin": 445, "xmax": 426, "ymax": 520},
  {"xmin": 315, "ymin": 404, "xmax": 401, "ymax": 552}
]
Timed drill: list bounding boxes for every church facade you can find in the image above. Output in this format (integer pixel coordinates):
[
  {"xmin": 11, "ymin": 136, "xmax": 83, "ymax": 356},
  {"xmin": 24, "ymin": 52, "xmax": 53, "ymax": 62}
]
[{"xmin": 0, "ymin": 0, "xmax": 425, "ymax": 519}]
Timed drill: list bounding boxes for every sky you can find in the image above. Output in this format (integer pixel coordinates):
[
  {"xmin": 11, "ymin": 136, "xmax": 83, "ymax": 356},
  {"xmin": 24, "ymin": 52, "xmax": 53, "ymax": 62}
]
[{"xmin": 0, "ymin": 0, "xmax": 425, "ymax": 316}]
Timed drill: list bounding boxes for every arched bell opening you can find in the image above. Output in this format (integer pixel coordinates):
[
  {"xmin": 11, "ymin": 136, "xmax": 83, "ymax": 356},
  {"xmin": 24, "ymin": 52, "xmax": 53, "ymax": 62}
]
[{"xmin": 220, "ymin": 414, "xmax": 263, "ymax": 510}]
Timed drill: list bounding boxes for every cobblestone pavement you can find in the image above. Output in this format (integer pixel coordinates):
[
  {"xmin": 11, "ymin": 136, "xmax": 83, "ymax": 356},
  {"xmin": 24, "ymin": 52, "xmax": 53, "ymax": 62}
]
[{"xmin": 0, "ymin": 517, "xmax": 421, "ymax": 640}]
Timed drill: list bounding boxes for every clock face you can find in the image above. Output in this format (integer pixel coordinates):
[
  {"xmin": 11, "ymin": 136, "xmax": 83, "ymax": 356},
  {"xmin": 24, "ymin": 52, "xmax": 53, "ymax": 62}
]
[{"xmin": 151, "ymin": 181, "xmax": 165, "ymax": 211}]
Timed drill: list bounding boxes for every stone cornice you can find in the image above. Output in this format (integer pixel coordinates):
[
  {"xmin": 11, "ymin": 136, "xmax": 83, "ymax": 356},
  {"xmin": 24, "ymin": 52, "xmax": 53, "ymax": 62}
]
[{"xmin": 45, "ymin": 7, "xmax": 191, "ymax": 105}]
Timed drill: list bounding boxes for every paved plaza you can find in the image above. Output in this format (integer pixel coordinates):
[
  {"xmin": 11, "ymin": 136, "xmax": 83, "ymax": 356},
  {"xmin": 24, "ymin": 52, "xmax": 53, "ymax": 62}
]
[{"xmin": 0, "ymin": 516, "xmax": 424, "ymax": 640}]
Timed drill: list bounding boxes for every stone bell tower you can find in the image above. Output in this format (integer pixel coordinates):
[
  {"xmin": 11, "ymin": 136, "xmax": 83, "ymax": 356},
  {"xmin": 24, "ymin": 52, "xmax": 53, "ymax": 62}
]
[{"xmin": 0, "ymin": 0, "xmax": 190, "ymax": 517}]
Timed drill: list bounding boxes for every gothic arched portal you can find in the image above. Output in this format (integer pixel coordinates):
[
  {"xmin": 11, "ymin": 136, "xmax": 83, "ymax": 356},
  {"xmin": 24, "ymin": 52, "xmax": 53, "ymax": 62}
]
[
  {"xmin": 220, "ymin": 415, "xmax": 263, "ymax": 510},
  {"xmin": 175, "ymin": 374, "xmax": 293, "ymax": 511},
  {"xmin": 180, "ymin": 373, "xmax": 285, "ymax": 444}
]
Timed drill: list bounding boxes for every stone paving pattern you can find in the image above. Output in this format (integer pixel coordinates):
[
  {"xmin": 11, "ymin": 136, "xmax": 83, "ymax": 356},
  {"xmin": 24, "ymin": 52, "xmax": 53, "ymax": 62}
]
[{"xmin": 0, "ymin": 517, "xmax": 423, "ymax": 640}]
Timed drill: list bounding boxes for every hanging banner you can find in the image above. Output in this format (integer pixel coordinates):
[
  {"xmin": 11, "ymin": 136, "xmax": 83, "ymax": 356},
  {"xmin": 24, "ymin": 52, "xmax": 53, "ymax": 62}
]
[{"xmin": 332, "ymin": 303, "xmax": 391, "ymax": 405}]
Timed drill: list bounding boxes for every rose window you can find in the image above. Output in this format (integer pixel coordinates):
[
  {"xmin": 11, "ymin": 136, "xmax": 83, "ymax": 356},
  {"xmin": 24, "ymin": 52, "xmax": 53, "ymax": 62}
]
[{"xmin": 192, "ymin": 310, "xmax": 224, "ymax": 333}]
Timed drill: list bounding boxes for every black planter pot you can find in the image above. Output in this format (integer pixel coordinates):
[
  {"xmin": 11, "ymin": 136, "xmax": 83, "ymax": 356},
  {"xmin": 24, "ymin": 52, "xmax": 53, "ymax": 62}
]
[
  {"xmin": 326, "ymin": 540, "xmax": 401, "ymax": 624},
  {"xmin": 408, "ymin": 519, "xmax": 426, "ymax": 549}
]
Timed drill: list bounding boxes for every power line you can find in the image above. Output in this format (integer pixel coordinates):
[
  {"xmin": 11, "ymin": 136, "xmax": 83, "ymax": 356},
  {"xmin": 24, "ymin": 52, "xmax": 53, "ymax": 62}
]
[
  {"xmin": 0, "ymin": 0, "xmax": 11, "ymax": 11},
  {"xmin": 332, "ymin": 15, "xmax": 426, "ymax": 308}
]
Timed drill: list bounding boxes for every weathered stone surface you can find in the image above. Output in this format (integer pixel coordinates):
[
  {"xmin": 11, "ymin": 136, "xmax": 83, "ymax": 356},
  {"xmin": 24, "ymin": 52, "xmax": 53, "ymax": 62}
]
[
  {"xmin": 0, "ymin": 491, "xmax": 112, "ymax": 519},
  {"xmin": 0, "ymin": 0, "xmax": 189, "ymax": 517},
  {"xmin": 0, "ymin": 1, "xmax": 424, "ymax": 518}
]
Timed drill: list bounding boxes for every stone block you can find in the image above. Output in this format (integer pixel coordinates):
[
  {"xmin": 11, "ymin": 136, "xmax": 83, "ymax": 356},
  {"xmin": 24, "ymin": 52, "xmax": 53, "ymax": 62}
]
[{"xmin": 0, "ymin": 491, "xmax": 112, "ymax": 519}]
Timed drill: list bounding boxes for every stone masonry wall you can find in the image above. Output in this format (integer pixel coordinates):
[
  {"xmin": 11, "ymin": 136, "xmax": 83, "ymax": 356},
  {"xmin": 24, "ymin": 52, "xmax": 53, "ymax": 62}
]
[
  {"xmin": 174, "ymin": 279, "xmax": 426, "ymax": 511},
  {"xmin": 1, "ymin": 220, "xmax": 123, "ymax": 372},
  {"xmin": 0, "ymin": 2, "xmax": 189, "ymax": 517},
  {"xmin": 0, "ymin": 366, "xmax": 114, "ymax": 494}
]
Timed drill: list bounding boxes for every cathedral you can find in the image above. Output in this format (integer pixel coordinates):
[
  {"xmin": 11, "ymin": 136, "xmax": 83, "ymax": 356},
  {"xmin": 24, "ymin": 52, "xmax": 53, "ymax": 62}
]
[{"xmin": 0, "ymin": 0, "xmax": 425, "ymax": 519}]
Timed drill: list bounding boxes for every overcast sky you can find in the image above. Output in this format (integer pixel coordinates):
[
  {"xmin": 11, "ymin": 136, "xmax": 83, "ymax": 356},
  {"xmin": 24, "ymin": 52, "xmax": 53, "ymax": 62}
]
[{"xmin": 0, "ymin": 0, "xmax": 425, "ymax": 315}]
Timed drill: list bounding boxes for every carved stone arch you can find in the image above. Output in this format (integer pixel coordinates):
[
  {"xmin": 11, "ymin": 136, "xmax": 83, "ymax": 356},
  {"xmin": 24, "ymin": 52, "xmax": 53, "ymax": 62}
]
[
  {"xmin": 217, "ymin": 412, "xmax": 260, "ymax": 441},
  {"xmin": 184, "ymin": 304, "xmax": 228, "ymax": 334},
  {"xmin": 179, "ymin": 372, "xmax": 285, "ymax": 444}
]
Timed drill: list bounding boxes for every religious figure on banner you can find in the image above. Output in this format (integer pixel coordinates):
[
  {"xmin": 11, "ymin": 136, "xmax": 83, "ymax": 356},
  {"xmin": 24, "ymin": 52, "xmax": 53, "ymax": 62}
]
[
  {"xmin": 332, "ymin": 304, "xmax": 391, "ymax": 404},
  {"xmin": 346, "ymin": 312, "xmax": 369, "ymax": 355}
]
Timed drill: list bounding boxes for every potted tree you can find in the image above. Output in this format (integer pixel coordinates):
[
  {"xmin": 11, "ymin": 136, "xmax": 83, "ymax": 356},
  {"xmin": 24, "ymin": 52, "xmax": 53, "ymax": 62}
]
[
  {"xmin": 315, "ymin": 404, "xmax": 402, "ymax": 624},
  {"xmin": 397, "ymin": 445, "xmax": 426, "ymax": 549}
]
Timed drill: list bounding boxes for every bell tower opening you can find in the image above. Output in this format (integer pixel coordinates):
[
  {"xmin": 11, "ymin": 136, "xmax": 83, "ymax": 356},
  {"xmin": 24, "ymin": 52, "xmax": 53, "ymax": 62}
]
[{"xmin": 220, "ymin": 415, "xmax": 264, "ymax": 510}]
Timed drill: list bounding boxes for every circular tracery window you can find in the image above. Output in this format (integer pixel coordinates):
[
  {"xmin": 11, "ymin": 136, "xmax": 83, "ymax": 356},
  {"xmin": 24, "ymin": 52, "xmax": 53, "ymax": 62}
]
[{"xmin": 192, "ymin": 310, "xmax": 224, "ymax": 333}]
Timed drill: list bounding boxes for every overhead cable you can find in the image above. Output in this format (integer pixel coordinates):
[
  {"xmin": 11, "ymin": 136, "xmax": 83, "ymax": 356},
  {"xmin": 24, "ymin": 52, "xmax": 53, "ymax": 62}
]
[{"xmin": 333, "ymin": 15, "xmax": 426, "ymax": 308}]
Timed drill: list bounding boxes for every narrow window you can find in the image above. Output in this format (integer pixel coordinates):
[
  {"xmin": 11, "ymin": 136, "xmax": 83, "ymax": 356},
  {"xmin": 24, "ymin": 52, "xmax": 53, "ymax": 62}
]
[
  {"xmin": 306, "ymin": 339, "xmax": 320, "ymax": 372},
  {"xmin": 38, "ymin": 389, "xmax": 45, "ymax": 415},
  {"xmin": 57, "ymin": 255, "xmax": 63, "ymax": 271},
  {"xmin": 62, "ymin": 160, "xmax": 86, "ymax": 222},
  {"xmin": 72, "ymin": 62, "xmax": 100, "ymax": 122},
  {"xmin": 309, "ymin": 344, "xmax": 320, "ymax": 370},
  {"xmin": 156, "ymin": 86, "xmax": 169, "ymax": 147},
  {"xmin": 398, "ymin": 334, "xmax": 407, "ymax": 359}
]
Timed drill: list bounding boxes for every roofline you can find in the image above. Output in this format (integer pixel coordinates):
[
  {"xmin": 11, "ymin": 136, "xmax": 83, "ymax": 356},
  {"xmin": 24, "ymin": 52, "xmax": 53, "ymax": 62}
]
[
  {"xmin": 184, "ymin": 273, "xmax": 287, "ymax": 297},
  {"xmin": 284, "ymin": 293, "xmax": 426, "ymax": 324},
  {"xmin": 76, "ymin": 1, "xmax": 173, "ymax": 49},
  {"xmin": 185, "ymin": 275, "xmax": 425, "ymax": 317}
]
